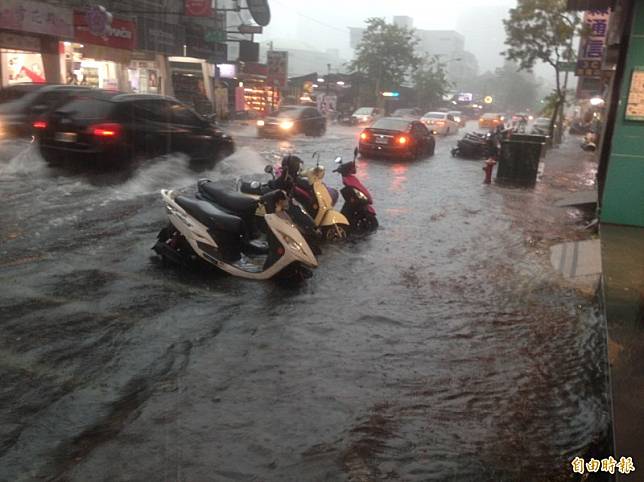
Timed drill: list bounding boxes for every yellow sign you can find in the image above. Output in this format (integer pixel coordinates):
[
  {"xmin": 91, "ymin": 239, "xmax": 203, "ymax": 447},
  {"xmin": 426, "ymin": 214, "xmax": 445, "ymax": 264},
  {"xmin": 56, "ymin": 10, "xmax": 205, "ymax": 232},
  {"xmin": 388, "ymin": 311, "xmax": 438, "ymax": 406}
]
[{"xmin": 484, "ymin": 96, "xmax": 493, "ymax": 104}]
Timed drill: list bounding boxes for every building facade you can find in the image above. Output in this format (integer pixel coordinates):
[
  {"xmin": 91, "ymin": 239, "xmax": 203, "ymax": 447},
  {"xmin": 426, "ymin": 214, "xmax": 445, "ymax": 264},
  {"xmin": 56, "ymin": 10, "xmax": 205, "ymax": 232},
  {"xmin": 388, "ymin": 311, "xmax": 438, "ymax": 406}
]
[{"xmin": 0, "ymin": 0, "xmax": 230, "ymax": 114}]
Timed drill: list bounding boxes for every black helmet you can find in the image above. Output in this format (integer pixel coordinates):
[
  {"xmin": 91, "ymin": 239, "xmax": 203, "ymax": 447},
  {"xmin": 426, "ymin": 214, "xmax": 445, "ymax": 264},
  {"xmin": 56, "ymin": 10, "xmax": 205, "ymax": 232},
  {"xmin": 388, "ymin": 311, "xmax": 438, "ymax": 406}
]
[{"xmin": 281, "ymin": 155, "xmax": 302, "ymax": 178}]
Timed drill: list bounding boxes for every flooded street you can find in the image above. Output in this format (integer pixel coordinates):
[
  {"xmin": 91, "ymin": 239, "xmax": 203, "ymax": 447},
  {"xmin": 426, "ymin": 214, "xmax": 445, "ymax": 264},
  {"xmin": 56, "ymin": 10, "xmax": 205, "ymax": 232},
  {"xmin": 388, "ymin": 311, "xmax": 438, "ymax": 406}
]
[{"xmin": 0, "ymin": 125, "xmax": 609, "ymax": 481}]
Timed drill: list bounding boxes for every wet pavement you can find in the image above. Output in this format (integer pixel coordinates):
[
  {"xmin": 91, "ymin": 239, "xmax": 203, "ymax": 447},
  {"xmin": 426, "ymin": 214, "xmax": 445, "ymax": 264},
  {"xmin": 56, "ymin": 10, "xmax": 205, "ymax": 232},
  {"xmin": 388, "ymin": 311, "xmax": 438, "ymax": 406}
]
[{"xmin": 0, "ymin": 125, "xmax": 610, "ymax": 481}]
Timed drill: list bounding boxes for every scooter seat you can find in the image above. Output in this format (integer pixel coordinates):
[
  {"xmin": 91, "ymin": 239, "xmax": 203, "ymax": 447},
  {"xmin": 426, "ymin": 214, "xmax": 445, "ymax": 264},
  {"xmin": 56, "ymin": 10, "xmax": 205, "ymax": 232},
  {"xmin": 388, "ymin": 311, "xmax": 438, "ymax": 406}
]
[
  {"xmin": 198, "ymin": 180, "xmax": 258, "ymax": 216},
  {"xmin": 175, "ymin": 196, "xmax": 242, "ymax": 234}
]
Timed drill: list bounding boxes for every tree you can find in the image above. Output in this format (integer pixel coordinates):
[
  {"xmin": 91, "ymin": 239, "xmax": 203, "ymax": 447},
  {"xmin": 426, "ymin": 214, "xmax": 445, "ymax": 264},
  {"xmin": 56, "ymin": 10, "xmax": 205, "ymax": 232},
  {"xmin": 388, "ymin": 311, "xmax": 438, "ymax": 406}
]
[
  {"xmin": 413, "ymin": 56, "xmax": 450, "ymax": 111},
  {"xmin": 349, "ymin": 18, "xmax": 420, "ymax": 105},
  {"xmin": 503, "ymin": 0, "xmax": 581, "ymax": 141},
  {"xmin": 493, "ymin": 61, "xmax": 540, "ymax": 112}
]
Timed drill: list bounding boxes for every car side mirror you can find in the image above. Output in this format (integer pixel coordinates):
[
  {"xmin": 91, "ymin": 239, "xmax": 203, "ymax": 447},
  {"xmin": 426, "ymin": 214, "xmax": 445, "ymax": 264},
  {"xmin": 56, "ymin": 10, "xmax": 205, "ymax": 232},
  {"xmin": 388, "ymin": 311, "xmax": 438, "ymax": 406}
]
[
  {"xmin": 334, "ymin": 156, "xmax": 342, "ymax": 164},
  {"xmin": 264, "ymin": 165, "xmax": 274, "ymax": 174}
]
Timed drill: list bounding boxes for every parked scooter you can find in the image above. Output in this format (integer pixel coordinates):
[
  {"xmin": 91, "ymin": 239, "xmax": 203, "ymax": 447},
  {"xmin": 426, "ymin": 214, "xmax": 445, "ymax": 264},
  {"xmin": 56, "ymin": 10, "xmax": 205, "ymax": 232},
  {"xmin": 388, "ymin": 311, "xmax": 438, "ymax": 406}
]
[
  {"xmin": 333, "ymin": 148, "xmax": 378, "ymax": 233},
  {"xmin": 299, "ymin": 152, "xmax": 350, "ymax": 240},
  {"xmin": 235, "ymin": 155, "xmax": 323, "ymax": 252},
  {"xmin": 153, "ymin": 188, "xmax": 318, "ymax": 280},
  {"xmin": 240, "ymin": 154, "xmax": 349, "ymax": 241}
]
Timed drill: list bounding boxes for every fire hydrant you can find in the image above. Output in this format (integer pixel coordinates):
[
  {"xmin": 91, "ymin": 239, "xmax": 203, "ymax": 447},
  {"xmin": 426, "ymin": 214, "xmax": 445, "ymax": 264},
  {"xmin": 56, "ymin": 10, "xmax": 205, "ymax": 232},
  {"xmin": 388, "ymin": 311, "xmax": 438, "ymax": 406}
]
[{"xmin": 483, "ymin": 158, "xmax": 496, "ymax": 184}]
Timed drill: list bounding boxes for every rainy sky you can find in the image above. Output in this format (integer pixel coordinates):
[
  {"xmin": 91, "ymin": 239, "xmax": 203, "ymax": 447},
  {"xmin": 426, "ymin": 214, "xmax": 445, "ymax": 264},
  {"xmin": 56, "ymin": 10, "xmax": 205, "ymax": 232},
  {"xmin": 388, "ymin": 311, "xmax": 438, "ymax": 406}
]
[{"xmin": 263, "ymin": 0, "xmax": 521, "ymax": 75}]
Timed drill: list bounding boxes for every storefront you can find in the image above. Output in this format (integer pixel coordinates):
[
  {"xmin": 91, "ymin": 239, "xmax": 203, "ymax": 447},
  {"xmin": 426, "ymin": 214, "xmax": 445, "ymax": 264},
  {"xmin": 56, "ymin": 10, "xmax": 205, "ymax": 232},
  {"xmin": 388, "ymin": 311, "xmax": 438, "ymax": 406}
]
[
  {"xmin": 133, "ymin": 18, "xmax": 185, "ymax": 96},
  {"xmin": 0, "ymin": 0, "xmax": 73, "ymax": 86},
  {"xmin": 236, "ymin": 62, "xmax": 280, "ymax": 116},
  {"xmin": 68, "ymin": 10, "xmax": 136, "ymax": 91}
]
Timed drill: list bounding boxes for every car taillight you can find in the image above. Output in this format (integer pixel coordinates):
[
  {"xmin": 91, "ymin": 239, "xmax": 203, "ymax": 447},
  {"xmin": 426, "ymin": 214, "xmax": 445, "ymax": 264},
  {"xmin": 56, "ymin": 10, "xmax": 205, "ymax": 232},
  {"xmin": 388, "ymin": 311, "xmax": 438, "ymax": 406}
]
[
  {"xmin": 397, "ymin": 135, "xmax": 408, "ymax": 145},
  {"xmin": 89, "ymin": 123, "xmax": 122, "ymax": 137},
  {"xmin": 32, "ymin": 120, "xmax": 47, "ymax": 129}
]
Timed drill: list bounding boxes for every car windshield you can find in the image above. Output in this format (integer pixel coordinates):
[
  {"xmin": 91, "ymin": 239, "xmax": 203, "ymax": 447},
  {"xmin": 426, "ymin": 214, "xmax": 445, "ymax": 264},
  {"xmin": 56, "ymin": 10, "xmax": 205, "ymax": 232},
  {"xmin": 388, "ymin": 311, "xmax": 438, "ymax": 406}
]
[
  {"xmin": 423, "ymin": 113, "xmax": 445, "ymax": 119},
  {"xmin": 449, "ymin": 111, "xmax": 462, "ymax": 116},
  {"xmin": 354, "ymin": 108, "xmax": 374, "ymax": 115},
  {"xmin": 275, "ymin": 107, "xmax": 301, "ymax": 118},
  {"xmin": 535, "ymin": 118, "xmax": 550, "ymax": 125},
  {"xmin": 371, "ymin": 118, "xmax": 410, "ymax": 131}
]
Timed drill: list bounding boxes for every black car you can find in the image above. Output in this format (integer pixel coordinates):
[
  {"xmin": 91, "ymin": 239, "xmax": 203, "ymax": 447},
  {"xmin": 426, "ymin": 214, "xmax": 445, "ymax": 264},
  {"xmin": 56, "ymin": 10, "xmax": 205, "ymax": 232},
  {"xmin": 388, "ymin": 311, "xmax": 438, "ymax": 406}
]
[
  {"xmin": 0, "ymin": 84, "xmax": 93, "ymax": 139},
  {"xmin": 358, "ymin": 117, "xmax": 435, "ymax": 160},
  {"xmin": 36, "ymin": 92, "xmax": 234, "ymax": 168},
  {"xmin": 257, "ymin": 106, "xmax": 326, "ymax": 138}
]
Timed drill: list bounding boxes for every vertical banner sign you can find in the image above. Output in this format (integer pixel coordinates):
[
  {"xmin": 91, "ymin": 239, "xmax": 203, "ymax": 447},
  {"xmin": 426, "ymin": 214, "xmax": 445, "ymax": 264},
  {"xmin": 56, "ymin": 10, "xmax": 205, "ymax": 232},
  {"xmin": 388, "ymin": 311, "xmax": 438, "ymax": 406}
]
[
  {"xmin": 575, "ymin": 9, "xmax": 611, "ymax": 78},
  {"xmin": 267, "ymin": 51, "xmax": 288, "ymax": 88},
  {"xmin": 185, "ymin": 0, "xmax": 212, "ymax": 17}
]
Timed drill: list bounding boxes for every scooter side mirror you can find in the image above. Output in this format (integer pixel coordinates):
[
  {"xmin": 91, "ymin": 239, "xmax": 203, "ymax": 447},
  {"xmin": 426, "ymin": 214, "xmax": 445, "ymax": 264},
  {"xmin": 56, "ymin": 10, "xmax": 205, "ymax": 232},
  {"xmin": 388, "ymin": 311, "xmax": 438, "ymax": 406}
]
[
  {"xmin": 353, "ymin": 147, "xmax": 358, "ymax": 160},
  {"xmin": 334, "ymin": 156, "xmax": 342, "ymax": 164},
  {"xmin": 264, "ymin": 165, "xmax": 274, "ymax": 174}
]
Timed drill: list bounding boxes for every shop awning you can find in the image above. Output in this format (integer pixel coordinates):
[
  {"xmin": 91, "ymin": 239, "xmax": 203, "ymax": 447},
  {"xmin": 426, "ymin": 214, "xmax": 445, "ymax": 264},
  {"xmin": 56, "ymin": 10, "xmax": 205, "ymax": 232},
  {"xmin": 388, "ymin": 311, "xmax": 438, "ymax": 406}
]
[{"xmin": 566, "ymin": 0, "xmax": 614, "ymax": 9}]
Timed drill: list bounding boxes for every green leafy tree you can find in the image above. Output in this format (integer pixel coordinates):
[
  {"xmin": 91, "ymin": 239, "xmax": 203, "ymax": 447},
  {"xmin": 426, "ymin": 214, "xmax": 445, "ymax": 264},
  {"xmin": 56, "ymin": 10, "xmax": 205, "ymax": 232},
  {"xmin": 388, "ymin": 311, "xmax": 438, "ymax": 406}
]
[
  {"xmin": 493, "ymin": 61, "xmax": 540, "ymax": 112},
  {"xmin": 349, "ymin": 18, "xmax": 420, "ymax": 105},
  {"xmin": 413, "ymin": 56, "xmax": 451, "ymax": 111},
  {"xmin": 503, "ymin": 0, "xmax": 581, "ymax": 140}
]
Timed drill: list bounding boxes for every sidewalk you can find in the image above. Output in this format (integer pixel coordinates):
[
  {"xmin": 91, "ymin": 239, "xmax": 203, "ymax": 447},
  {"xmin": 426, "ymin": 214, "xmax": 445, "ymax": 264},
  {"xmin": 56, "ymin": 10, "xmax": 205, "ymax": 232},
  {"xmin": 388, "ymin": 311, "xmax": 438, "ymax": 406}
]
[
  {"xmin": 601, "ymin": 224, "xmax": 644, "ymax": 473},
  {"xmin": 521, "ymin": 134, "xmax": 644, "ymax": 474}
]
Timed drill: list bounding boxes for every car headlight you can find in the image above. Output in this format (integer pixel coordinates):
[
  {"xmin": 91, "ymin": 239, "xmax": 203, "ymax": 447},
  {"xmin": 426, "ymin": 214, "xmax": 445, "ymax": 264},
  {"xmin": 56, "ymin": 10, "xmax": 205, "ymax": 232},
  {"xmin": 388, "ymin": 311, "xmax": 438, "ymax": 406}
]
[
  {"xmin": 280, "ymin": 120, "xmax": 294, "ymax": 130},
  {"xmin": 257, "ymin": 119, "xmax": 265, "ymax": 127}
]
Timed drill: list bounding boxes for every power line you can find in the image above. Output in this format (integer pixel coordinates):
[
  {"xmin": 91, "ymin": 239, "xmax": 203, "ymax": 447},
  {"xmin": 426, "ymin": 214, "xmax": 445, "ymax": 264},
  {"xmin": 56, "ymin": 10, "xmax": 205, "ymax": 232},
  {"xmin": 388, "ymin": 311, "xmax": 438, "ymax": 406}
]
[{"xmin": 270, "ymin": 0, "xmax": 347, "ymax": 33}]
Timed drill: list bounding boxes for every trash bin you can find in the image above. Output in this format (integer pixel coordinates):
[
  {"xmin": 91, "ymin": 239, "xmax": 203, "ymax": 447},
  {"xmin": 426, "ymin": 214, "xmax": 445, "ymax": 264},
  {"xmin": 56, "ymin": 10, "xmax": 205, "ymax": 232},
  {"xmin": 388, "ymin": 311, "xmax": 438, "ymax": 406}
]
[
  {"xmin": 496, "ymin": 139, "xmax": 542, "ymax": 186},
  {"xmin": 511, "ymin": 134, "xmax": 549, "ymax": 158}
]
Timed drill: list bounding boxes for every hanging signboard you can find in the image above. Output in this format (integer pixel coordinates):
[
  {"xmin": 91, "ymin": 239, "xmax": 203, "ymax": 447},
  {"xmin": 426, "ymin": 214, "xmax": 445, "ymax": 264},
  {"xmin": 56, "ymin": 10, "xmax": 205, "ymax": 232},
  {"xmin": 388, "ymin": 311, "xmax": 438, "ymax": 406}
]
[
  {"xmin": 185, "ymin": 0, "xmax": 212, "ymax": 17},
  {"xmin": 267, "ymin": 50, "xmax": 288, "ymax": 88},
  {"xmin": 239, "ymin": 25, "xmax": 263, "ymax": 34},
  {"xmin": 246, "ymin": 0, "xmax": 271, "ymax": 27},
  {"xmin": 575, "ymin": 9, "xmax": 610, "ymax": 78},
  {"xmin": 0, "ymin": 0, "xmax": 73, "ymax": 38},
  {"xmin": 74, "ymin": 11, "xmax": 136, "ymax": 50}
]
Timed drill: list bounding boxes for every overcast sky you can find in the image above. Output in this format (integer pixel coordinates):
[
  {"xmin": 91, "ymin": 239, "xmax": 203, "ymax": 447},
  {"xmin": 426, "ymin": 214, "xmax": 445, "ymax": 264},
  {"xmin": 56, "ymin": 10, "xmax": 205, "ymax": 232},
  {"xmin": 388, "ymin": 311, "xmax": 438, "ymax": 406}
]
[{"xmin": 261, "ymin": 0, "xmax": 521, "ymax": 74}]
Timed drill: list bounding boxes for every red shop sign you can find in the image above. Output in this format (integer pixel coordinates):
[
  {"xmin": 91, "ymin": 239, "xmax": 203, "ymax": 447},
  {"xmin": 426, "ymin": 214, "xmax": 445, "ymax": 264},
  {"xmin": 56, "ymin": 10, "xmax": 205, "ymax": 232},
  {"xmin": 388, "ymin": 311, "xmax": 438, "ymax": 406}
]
[
  {"xmin": 74, "ymin": 11, "xmax": 136, "ymax": 50},
  {"xmin": 185, "ymin": 0, "xmax": 212, "ymax": 17}
]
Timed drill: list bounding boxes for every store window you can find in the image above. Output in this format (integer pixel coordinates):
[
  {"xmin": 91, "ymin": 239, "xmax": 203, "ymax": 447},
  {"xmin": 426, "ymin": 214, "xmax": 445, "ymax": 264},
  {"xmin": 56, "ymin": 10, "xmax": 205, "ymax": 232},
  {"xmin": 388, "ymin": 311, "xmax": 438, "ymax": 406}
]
[
  {"xmin": 128, "ymin": 62, "xmax": 160, "ymax": 94},
  {"xmin": 1, "ymin": 50, "xmax": 46, "ymax": 85},
  {"xmin": 62, "ymin": 43, "xmax": 119, "ymax": 89}
]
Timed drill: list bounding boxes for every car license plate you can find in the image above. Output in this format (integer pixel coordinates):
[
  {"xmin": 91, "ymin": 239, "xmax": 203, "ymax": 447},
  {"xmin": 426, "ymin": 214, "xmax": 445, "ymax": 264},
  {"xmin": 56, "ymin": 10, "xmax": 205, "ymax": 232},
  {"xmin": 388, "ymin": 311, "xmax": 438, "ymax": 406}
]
[
  {"xmin": 375, "ymin": 137, "xmax": 389, "ymax": 144},
  {"xmin": 55, "ymin": 132, "xmax": 77, "ymax": 143}
]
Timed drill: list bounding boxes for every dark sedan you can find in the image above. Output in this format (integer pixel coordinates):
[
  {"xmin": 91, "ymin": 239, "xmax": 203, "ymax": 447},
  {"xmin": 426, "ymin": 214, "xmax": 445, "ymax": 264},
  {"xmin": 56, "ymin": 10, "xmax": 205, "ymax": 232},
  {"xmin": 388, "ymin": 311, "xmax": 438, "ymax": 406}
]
[
  {"xmin": 257, "ymin": 106, "xmax": 326, "ymax": 138},
  {"xmin": 35, "ymin": 92, "xmax": 234, "ymax": 169},
  {"xmin": 0, "ymin": 84, "xmax": 93, "ymax": 139},
  {"xmin": 358, "ymin": 117, "xmax": 436, "ymax": 160}
]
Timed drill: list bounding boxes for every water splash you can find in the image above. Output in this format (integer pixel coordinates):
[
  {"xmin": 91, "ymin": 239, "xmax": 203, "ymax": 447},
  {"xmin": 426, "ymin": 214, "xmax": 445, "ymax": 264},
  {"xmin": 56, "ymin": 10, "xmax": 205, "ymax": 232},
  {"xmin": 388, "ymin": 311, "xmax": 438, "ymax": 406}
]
[{"xmin": 0, "ymin": 142, "xmax": 47, "ymax": 177}]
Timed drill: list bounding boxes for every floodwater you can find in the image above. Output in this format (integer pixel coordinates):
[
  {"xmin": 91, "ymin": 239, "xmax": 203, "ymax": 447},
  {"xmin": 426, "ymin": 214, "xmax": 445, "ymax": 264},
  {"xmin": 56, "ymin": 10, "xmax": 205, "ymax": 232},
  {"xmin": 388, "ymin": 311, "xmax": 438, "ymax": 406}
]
[{"xmin": 0, "ymin": 125, "xmax": 610, "ymax": 481}]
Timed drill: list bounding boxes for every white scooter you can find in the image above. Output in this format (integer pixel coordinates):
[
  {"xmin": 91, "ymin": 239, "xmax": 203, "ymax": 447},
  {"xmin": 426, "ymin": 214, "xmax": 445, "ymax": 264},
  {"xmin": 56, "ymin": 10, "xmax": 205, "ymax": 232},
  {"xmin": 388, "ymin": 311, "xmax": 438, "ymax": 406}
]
[{"xmin": 153, "ymin": 189, "xmax": 318, "ymax": 280}]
